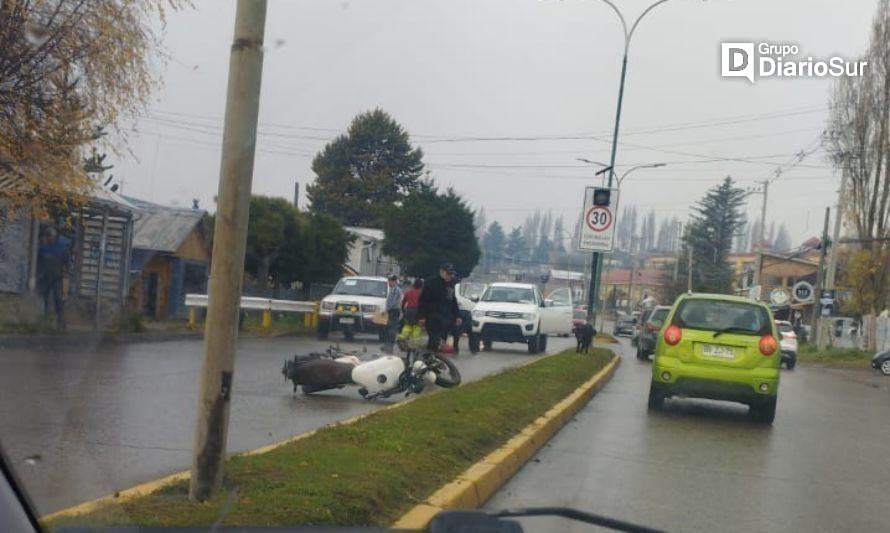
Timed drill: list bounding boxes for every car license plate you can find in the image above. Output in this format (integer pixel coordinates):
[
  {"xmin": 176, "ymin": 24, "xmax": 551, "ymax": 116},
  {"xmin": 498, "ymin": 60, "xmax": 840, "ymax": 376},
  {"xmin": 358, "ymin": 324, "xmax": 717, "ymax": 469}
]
[
  {"xmin": 339, "ymin": 317, "xmax": 354, "ymax": 325},
  {"xmin": 701, "ymin": 344, "xmax": 735, "ymax": 359}
]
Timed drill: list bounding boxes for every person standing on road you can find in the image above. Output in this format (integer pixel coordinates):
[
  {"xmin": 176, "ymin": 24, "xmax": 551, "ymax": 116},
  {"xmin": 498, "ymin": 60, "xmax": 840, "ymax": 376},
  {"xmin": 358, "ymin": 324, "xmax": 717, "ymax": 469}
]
[
  {"xmin": 401, "ymin": 278, "xmax": 423, "ymax": 335},
  {"xmin": 37, "ymin": 226, "xmax": 70, "ymax": 329},
  {"xmin": 382, "ymin": 274, "xmax": 403, "ymax": 353},
  {"xmin": 417, "ymin": 263, "xmax": 460, "ymax": 351}
]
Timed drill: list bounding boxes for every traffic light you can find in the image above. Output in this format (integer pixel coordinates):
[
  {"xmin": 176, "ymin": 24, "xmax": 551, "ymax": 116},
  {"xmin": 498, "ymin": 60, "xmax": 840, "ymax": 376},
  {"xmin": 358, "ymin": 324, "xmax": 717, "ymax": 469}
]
[{"xmin": 593, "ymin": 188, "xmax": 611, "ymax": 206}]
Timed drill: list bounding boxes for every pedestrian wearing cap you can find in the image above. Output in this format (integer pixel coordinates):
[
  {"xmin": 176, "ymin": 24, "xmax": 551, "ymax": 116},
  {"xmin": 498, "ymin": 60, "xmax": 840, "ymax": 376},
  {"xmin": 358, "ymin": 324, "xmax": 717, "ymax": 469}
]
[
  {"xmin": 382, "ymin": 274, "xmax": 403, "ymax": 353},
  {"xmin": 417, "ymin": 263, "xmax": 461, "ymax": 351}
]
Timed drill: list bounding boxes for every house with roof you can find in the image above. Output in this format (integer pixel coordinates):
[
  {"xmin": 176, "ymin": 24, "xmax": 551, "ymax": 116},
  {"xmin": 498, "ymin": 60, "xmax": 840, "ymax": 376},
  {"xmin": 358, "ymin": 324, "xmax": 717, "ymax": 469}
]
[
  {"xmin": 126, "ymin": 199, "xmax": 209, "ymax": 320},
  {"xmin": 543, "ymin": 269, "xmax": 586, "ymax": 304},
  {"xmin": 343, "ymin": 227, "xmax": 400, "ymax": 277},
  {"xmin": 600, "ymin": 268, "xmax": 668, "ymax": 311}
]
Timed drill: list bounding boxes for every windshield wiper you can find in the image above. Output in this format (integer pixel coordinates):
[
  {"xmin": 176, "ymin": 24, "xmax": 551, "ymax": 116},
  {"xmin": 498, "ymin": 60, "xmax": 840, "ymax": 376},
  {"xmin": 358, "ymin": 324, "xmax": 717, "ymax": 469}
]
[
  {"xmin": 428, "ymin": 507, "xmax": 665, "ymax": 532},
  {"xmin": 712, "ymin": 326, "xmax": 756, "ymax": 338}
]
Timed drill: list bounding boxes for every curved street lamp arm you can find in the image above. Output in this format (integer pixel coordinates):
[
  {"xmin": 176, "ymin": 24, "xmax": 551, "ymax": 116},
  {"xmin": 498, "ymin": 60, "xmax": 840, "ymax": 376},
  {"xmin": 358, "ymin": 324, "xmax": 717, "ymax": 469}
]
[
  {"xmin": 597, "ymin": 0, "xmax": 629, "ymax": 44},
  {"xmin": 627, "ymin": 0, "xmax": 672, "ymax": 51}
]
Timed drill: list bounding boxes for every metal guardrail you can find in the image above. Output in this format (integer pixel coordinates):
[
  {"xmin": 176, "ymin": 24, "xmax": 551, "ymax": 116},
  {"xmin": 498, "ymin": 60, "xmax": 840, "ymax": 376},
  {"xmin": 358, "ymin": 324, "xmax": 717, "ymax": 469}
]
[
  {"xmin": 184, "ymin": 293, "xmax": 315, "ymax": 312},
  {"xmin": 185, "ymin": 293, "xmax": 318, "ymax": 329}
]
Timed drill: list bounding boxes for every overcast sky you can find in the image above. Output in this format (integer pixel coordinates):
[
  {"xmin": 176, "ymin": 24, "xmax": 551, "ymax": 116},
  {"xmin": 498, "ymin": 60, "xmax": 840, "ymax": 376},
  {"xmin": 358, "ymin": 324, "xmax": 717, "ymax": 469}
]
[{"xmin": 115, "ymin": 0, "xmax": 879, "ymax": 247}]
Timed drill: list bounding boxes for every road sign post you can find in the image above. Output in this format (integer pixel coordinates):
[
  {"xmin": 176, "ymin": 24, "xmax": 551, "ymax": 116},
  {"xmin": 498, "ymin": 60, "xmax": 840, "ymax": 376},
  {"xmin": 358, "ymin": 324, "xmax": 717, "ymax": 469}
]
[{"xmin": 580, "ymin": 187, "xmax": 618, "ymax": 322}]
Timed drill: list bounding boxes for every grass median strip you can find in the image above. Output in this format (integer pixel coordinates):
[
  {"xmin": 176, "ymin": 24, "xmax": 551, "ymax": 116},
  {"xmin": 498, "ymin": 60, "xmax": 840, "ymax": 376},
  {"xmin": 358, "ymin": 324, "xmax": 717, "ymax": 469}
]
[
  {"xmin": 47, "ymin": 348, "xmax": 613, "ymax": 530},
  {"xmin": 797, "ymin": 344, "xmax": 872, "ymax": 367}
]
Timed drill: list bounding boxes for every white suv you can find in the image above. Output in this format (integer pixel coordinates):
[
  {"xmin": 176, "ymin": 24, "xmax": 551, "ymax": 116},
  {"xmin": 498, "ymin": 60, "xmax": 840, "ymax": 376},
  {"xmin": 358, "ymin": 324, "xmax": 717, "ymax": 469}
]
[
  {"xmin": 470, "ymin": 283, "xmax": 573, "ymax": 354},
  {"xmin": 318, "ymin": 276, "xmax": 389, "ymax": 341}
]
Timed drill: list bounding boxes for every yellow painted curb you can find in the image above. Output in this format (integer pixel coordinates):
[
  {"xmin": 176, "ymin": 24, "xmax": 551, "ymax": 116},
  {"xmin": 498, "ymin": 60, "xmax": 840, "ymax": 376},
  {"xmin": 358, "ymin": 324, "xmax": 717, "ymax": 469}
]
[
  {"xmin": 392, "ymin": 504, "xmax": 443, "ymax": 530},
  {"xmin": 393, "ymin": 353, "xmax": 621, "ymax": 531}
]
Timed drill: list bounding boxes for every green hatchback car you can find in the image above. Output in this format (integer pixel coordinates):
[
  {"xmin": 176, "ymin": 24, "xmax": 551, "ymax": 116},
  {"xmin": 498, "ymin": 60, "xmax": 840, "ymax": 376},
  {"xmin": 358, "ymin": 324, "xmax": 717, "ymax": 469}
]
[{"xmin": 648, "ymin": 293, "xmax": 781, "ymax": 423}]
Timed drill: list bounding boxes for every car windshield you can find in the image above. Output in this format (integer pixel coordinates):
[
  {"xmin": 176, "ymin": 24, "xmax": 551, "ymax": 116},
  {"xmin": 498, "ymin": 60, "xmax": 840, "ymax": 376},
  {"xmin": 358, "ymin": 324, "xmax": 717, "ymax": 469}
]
[
  {"xmin": 674, "ymin": 299, "xmax": 771, "ymax": 335},
  {"xmin": 2, "ymin": 1, "xmax": 885, "ymax": 531},
  {"xmin": 331, "ymin": 279, "xmax": 387, "ymax": 298},
  {"xmin": 482, "ymin": 287, "xmax": 537, "ymax": 304}
]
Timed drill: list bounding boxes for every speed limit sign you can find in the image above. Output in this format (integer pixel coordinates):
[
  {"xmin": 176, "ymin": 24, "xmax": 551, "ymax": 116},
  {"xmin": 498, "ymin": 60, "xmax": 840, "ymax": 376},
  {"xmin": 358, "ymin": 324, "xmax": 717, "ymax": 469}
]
[
  {"xmin": 585, "ymin": 206, "xmax": 613, "ymax": 232},
  {"xmin": 578, "ymin": 186, "xmax": 619, "ymax": 252}
]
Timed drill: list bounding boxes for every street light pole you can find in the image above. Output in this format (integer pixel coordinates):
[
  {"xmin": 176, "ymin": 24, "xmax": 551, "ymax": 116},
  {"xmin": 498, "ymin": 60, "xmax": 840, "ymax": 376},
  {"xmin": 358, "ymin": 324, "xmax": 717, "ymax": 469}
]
[{"xmin": 584, "ymin": 0, "xmax": 673, "ymax": 322}]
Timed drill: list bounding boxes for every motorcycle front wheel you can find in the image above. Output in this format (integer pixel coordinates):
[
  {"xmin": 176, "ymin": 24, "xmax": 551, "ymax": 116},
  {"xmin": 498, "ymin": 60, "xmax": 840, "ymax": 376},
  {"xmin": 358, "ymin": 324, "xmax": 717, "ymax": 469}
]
[{"xmin": 429, "ymin": 354, "xmax": 462, "ymax": 388}]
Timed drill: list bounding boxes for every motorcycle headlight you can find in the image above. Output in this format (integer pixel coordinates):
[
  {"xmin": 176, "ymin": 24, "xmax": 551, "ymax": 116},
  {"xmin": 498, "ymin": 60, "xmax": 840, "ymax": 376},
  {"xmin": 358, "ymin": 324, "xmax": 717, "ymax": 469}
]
[
  {"xmin": 321, "ymin": 301, "xmax": 335, "ymax": 311},
  {"xmin": 521, "ymin": 313, "xmax": 534, "ymax": 321},
  {"xmin": 361, "ymin": 304, "xmax": 378, "ymax": 313}
]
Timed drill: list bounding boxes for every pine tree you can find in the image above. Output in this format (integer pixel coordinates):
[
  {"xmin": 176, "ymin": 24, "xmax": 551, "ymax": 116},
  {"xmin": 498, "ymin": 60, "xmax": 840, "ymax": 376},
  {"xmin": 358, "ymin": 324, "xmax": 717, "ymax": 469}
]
[
  {"xmin": 506, "ymin": 227, "xmax": 527, "ymax": 265},
  {"xmin": 481, "ymin": 221, "xmax": 506, "ymax": 272},
  {"xmin": 683, "ymin": 177, "xmax": 748, "ymax": 293},
  {"xmin": 552, "ymin": 215, "xmax": 566, "ymax": 252},
  {"xmin": 308, "ymin": 109, "xmax": 424, "ymax": 227},
  {"xmin": 773, "ymin": 224, "xmax": 792, "ymax": 252}
]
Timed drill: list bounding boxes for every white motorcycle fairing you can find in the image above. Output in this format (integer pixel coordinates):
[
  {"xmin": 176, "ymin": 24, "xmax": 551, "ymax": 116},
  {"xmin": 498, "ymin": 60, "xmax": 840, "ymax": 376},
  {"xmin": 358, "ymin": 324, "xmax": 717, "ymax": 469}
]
[{"xmin": 350, "ymin": 356, "xmax": 405, "ymax": 393}]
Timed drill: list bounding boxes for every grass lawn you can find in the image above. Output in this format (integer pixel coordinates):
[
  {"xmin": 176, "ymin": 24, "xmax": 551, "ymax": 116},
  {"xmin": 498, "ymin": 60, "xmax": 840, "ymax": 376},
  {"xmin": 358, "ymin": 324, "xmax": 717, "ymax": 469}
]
[
  {"xmin": 47, "ymin": 348, "xmax": 614, "ymax": 530},
  {"xmin": 797, "ymin": 343, "xmax": 872, "ymax": 368}
]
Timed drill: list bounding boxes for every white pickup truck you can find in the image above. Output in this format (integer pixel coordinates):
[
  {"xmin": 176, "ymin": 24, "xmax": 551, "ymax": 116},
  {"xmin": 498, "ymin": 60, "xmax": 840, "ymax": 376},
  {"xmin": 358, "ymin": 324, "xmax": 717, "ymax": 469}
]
[
  {"xmin": 317, "ymin": 276, "xmax": 389, "ymax": 341},
  {"xmin": 470, "ymin": 282, "xmax": 573, "ymax": 354}
]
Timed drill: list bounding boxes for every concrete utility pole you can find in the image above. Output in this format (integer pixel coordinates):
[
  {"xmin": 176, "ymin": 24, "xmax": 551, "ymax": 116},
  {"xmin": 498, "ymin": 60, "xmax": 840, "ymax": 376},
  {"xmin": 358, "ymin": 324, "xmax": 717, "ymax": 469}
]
[
  {"xmin": 749, "ymin": 179, "xmax": 769, "ymax": 287},
  {"xmin": 687, "ymin": 246, "xmax": 693, "ymax": 292},
  {"xmin": 672, "ymin": 221, "xmax": 682, "ymax": 289},
  {"xmin": 814, "ymin": 207, "xmax": 831, "ymax": 349},
  {"xmin": 758, "ymin": 179, "xmax": 770, "ymax": 248},
  {"xmin": 825, "ymin": 168, "xmax": 848, "ymax": 291},
  {"xmin": 189, "ymin": 0, "xmax": 267, "ymax": 502},
  {"xmin": 627, "ymin": 253, "xmax": 637, "ymax": 313}
]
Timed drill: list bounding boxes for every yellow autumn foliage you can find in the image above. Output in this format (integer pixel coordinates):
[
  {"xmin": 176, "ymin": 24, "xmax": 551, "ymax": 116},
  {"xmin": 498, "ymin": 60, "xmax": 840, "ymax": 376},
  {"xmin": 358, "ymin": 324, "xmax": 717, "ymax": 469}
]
[{"xmin": 0, "ymin": 0, "xmax": 189, "ymax": 216}]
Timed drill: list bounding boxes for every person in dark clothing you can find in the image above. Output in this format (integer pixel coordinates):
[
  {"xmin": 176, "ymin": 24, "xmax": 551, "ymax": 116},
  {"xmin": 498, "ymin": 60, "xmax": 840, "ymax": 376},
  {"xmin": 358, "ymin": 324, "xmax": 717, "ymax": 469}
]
[
  {"xmin": 417, "ymin": 263, "xmax": 461, "ymax": 351},
  {"xmin": 37, "ymin": 227, "xmax": 69, "ymax": 328}
]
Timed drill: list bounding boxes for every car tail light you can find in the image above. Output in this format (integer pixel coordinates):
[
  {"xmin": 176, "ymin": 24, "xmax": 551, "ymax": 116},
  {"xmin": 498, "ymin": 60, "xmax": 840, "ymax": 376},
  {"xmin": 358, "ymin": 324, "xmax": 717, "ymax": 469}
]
[
  {"xmin": 664, "ymin": 325, "xmax": 682, "ymax": 346},
  {"xmin": 759, "ymin": 335, "xmax": 778, "ymax": 356}
]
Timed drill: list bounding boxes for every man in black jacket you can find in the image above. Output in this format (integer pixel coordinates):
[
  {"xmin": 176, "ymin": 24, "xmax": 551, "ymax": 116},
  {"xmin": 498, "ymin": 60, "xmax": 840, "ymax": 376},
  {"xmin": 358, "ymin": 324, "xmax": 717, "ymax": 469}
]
[{"xmin": 417, "ymin": 263, "xmax": 461, "ymax": 351}]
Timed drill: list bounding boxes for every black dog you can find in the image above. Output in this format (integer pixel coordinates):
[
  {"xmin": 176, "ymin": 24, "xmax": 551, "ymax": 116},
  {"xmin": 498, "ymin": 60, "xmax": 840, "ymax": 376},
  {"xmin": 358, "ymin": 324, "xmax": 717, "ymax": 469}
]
[{"xmin": 573, "ymin": 323, "xmax": 596, "ymax": 354}]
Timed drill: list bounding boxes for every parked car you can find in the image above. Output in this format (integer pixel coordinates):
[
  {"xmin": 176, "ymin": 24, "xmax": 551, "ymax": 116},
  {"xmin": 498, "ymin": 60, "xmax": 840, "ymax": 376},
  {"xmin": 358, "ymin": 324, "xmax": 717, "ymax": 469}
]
[
  {"xmin": 613, "ymin": 313, "xmax": 636, "ymax": 336},
  {"xmin": 636, "ymin": 306, "xmax": 671, "ymax": 360},
  {"xmin": 871, "ymin": 351, "xmax": 890, "ymax": 376},
  {"xmin": 317, "ymin": 276, "xmax": 388, "ymax": 341},
  {"xmin": 648, "ymin": 293, "xmax": 781, "ymax": 424},
  {"xmin": 470, "ymin": 283, "xmax": 572, "ymax": 354},
  {"xmin": 775, "ymin": 320, "xmax": 798, "ymax": 370}
]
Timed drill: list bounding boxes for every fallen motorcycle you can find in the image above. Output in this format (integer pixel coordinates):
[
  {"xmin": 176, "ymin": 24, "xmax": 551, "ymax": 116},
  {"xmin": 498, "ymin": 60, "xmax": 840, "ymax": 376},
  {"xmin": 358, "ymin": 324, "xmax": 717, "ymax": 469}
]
[{"xmin": 281, "ymin": 343, "xmax": 461, "ymax": 400}]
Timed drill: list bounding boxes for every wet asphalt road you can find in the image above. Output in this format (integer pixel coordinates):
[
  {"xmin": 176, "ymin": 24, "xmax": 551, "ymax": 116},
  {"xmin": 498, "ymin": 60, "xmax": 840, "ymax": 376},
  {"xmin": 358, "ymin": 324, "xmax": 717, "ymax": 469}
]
[
  {"xmin": 486, "ymin": 337, "xmax": 890, "ymax": 533},
  {"xmin": 0, "ymin": 333, "xmax": 575, "ymax": 515}
]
